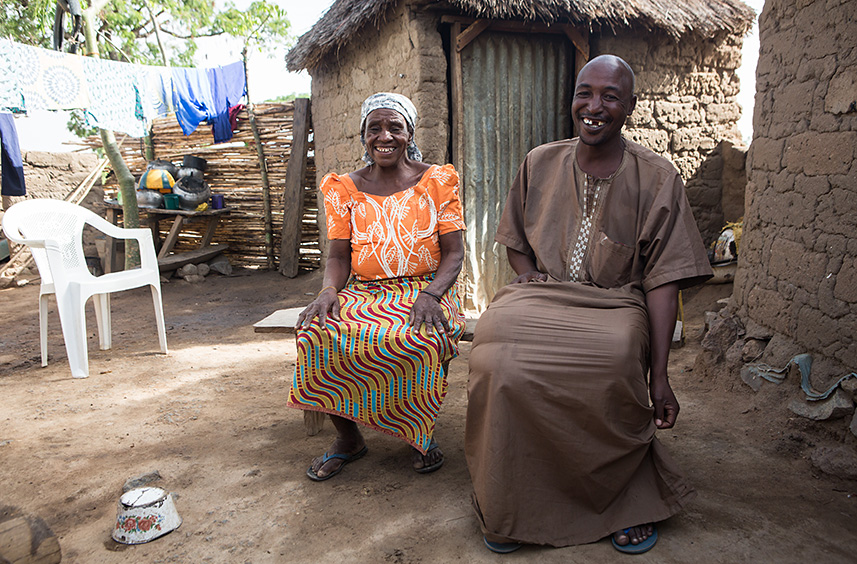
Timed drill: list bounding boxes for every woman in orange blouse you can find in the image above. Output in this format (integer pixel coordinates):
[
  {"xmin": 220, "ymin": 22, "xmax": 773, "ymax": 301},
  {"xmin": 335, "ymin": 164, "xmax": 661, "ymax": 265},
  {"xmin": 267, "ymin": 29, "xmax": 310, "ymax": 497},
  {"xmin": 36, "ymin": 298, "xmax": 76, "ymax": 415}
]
[{"xmin": 288, "ymin": 93, "xmax": 466, "ymax": 481}]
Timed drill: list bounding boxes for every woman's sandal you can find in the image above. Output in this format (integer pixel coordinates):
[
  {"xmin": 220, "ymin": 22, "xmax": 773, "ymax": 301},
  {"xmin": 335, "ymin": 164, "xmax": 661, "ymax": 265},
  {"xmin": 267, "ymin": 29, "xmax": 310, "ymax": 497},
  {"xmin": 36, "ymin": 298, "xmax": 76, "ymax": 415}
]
[
  {"xmin": 306, "ymin": 445, "xmax": 368, "ymax": 481},
  {"xmin": 414, "ymin": 438, "xmax": 444, "ymax": 474}
]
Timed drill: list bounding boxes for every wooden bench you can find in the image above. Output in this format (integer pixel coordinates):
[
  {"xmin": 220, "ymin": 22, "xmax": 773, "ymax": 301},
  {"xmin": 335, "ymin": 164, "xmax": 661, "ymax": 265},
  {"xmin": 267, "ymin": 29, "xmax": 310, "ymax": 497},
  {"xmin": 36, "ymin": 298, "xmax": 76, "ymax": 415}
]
[
  {"xmin": 254, "ymin": 307, "xmax": 478, "ymax": 340},
  {"xmin": 254, "ymin": 307, "xmax": 478, "ymax": 435},
  {"xmin": 255, "ymin": 301, "xmax": 682, "ymax": 435}
]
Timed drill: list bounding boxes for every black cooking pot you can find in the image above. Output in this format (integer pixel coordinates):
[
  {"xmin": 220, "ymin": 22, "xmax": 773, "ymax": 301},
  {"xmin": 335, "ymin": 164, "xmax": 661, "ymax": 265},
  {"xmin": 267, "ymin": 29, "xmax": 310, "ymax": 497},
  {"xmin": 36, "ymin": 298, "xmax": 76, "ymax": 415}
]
[
  {"xmin": 182, "ymin": 155, "xmax": 207, "ymax": 171},
  {"xmin": 146, "ymin": 159, "xmax": 179, "ymax": 180}
]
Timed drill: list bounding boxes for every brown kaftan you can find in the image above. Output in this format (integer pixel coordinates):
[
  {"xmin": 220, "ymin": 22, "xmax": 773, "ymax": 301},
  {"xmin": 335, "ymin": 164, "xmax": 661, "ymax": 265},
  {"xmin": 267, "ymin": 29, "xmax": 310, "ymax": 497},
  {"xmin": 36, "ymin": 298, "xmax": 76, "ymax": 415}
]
[{"xmin": 465, "ymin": 138, "xmax": 712, "ymax": 547}]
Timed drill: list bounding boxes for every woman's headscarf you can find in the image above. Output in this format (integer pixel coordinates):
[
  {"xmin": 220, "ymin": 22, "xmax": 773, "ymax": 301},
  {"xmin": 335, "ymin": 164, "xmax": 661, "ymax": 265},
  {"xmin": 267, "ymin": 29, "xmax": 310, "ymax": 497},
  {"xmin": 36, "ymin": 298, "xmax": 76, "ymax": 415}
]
[{"xmin": 360, "ymin": 92, "xmax": 423, "ymax": 165}]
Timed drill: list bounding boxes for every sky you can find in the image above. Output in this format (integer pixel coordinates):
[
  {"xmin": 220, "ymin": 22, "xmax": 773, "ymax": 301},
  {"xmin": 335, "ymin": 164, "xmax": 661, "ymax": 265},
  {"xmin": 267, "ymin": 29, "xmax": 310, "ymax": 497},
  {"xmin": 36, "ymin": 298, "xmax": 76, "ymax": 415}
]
[{"xmin": 14, "ymin": 0, "xmax": 764, "ymax": 151}]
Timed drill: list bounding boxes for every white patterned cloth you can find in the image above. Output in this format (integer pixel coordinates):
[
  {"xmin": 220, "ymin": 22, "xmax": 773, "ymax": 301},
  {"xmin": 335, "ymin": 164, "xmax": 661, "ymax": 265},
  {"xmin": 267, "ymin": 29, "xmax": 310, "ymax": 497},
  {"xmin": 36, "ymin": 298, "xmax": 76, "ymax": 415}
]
[
  {"xmin": 0, "ymin": 40, "xmax": 25, "ymax": 113},
  {"xmin": 82, "ymin": 57, "xmax": 147, "ymax": 137},
  {"xmin": 16, "ymin": 42, "xmax": 90, "ymax": 111},
  {"xmin": 136, "ymin": 64, "xmax": 174, "ymax": 124}
]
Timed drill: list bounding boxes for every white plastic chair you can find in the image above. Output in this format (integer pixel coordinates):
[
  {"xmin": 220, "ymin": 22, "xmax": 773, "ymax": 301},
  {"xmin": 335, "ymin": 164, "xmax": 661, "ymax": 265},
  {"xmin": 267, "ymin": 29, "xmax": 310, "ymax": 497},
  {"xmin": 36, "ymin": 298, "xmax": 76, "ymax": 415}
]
[{"xmin": 2, "ymin": 199, "xmax": 168, "ymax": 378}]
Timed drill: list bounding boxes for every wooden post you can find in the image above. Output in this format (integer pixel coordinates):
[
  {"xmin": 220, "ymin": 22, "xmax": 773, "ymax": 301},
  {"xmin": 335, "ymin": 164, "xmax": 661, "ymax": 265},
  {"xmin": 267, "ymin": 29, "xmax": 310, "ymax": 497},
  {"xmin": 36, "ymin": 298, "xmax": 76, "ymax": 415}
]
[
  {"xmin": 304, "ymin": 411, "xmax": 325, "ymax": 436},
  {"xmin": 279, "ymin": 98, "xmax": 312, "ymax": 278},
  {"xmin": 242, "ymin": 46, "xmax": 275, "ymax": 270},
  {"xmin": 562, "ymin": 25, "xmax": 590, "ymax": 138},
  {"xmin": 247, "ymin": 108, "xmax": 274, "ymax": 270},
  {"xmin": 450, "ymin": 23, "xmax": 464, "ymax": 172}
]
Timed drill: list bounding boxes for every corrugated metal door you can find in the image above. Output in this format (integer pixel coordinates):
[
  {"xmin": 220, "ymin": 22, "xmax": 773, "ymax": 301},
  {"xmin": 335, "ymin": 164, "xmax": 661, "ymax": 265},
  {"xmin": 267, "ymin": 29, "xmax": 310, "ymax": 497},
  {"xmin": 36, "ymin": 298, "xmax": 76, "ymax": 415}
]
[{"xmin": 458, "ymin": 31, "xmax": 572, "ymax": 311}]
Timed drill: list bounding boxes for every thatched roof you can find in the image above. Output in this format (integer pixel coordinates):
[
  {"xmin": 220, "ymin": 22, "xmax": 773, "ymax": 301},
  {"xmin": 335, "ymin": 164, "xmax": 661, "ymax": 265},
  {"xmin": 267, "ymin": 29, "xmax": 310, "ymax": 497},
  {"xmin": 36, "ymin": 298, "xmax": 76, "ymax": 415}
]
[{"xmin": 287, "ymin": 0, "xmax": 756, "ymax": 71}]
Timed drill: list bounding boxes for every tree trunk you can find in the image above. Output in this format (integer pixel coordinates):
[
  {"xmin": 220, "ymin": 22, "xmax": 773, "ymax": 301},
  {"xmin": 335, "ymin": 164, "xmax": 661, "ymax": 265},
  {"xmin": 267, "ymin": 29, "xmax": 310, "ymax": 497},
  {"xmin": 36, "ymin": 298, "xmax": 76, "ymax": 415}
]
[{"xmin": 83, "ymin": 1, "xmax": 141, "ymax": 268}]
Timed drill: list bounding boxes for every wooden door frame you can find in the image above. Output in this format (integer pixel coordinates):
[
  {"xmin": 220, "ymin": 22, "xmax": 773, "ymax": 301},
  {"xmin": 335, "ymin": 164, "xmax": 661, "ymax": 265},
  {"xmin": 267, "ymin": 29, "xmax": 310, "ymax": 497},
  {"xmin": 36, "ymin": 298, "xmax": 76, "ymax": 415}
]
[{"xmin": 444, "ymin": 16, "xmax": 590, "ymax": 171}]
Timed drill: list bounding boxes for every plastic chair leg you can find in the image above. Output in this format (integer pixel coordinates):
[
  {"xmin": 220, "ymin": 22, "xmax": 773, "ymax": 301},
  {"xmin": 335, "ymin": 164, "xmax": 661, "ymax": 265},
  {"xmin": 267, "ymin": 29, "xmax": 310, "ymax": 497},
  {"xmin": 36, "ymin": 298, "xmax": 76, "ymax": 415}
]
[
  {"xmin": 56, "ymin": 287, "xmax": 90, "ymax": 378},
  {"xmin": 39, "ymin": 292, "xmax": 50, "ymax": 367},
  {"xmin": 93, "ymin": 293, "xmax": 112, "ymax": 350},
  {"xmin": 150, "ymin": 285, "xmax": 168, "ymax": 354}
]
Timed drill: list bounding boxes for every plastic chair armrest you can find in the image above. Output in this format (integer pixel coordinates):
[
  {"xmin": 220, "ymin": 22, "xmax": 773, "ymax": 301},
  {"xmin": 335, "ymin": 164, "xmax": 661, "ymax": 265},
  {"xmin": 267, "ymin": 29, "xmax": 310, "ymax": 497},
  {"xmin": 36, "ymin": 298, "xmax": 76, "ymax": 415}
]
[
  {"xmin": 86, "ymin": 213, "xmax": 146, "ymax": 240},
  {"xmin": 1, "ymin": 224, "xmax": 47, "ymax": 248}
]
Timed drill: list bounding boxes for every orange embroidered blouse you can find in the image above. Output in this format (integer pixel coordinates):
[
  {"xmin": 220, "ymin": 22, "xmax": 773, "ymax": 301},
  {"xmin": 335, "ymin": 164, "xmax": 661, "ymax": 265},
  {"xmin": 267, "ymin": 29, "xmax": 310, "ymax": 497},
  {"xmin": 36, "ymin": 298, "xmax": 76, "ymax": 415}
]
[{"xmin": 320, "ymin": 164, "xmax": 466, "ymax": 281}]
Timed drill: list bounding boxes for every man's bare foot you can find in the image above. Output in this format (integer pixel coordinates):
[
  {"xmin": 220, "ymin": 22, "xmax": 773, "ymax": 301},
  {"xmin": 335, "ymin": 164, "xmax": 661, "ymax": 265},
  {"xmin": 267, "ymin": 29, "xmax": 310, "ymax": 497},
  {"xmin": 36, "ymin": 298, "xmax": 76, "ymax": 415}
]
[
  {"xmin": 412, "ymin": 438, "xmax": 444, "ymax": 473},
  {"xmin": 613, "ymin": 524, "xmax": 655, "ymax": 546},
  {"xmin": 308, "ymin": 436, "xmax": 366, "ymax": 480}
]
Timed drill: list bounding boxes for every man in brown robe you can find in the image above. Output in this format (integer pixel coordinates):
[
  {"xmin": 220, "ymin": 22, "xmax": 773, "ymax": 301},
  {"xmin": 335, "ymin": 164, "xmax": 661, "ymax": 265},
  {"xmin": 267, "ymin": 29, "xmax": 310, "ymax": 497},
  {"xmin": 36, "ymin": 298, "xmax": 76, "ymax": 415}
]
[{"xmin": 465, "ymin": 55, "xmax": 713, "ymax": 554}]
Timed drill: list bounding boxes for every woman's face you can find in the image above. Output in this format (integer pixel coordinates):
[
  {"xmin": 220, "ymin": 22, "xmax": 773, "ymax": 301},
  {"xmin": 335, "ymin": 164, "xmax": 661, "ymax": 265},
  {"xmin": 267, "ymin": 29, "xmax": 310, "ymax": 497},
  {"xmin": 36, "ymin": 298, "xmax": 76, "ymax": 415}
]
[{"xmin": 363, "ymin": 108, "xmax": 411, "ymax": 166}]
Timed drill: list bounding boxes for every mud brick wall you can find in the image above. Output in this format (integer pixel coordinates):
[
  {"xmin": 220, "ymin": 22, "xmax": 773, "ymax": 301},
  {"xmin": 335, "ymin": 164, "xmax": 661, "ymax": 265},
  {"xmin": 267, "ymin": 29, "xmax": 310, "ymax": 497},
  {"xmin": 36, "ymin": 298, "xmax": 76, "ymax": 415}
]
[
  {"xmin": 308, "ymin": 3, "xmax": 749, "ymax": 247},
  {"xmin": 733, "ymin": 0, "xmax": 857, "ymax": 373},
  {"xmin": 598, "ymin": 28, "xmax": 747, "ymax": 242},
  {"xmin": 310, "ymin": 1, "xmax": 448, "ymax": 179},
  {"xmin": 6, "ymin": 152, "xmax": 105, "ymax": 259}
]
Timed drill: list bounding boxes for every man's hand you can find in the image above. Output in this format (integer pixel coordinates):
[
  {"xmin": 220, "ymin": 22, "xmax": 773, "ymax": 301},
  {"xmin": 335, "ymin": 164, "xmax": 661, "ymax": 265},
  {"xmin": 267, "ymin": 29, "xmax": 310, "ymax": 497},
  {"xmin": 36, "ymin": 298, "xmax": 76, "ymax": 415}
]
[
  {"xmin": 650, "ymin": 376, "xmax": 679, "ymax": 429},
  {"xmin": 510, "ymin": 270, "xmax": 548, "ymax": 284}
]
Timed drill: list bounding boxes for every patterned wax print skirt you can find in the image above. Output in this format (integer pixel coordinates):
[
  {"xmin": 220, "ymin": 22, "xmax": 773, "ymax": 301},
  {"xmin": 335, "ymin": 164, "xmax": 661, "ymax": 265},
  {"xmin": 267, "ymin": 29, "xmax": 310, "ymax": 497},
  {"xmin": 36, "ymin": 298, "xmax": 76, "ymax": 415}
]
[{"xmin": 287, "ymin": 275, "xmax": 465, "ymax": 454}]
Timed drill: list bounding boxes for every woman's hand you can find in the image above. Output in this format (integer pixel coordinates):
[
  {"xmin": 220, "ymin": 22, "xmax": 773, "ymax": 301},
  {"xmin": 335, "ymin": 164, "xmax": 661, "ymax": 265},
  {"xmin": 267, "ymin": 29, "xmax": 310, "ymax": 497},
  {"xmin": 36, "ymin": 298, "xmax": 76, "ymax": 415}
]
[
  {"xmin": 409, "ymin": 292, "xmax": 450, "ymax": 335},
  {"xmin": 297, "ymin": 287, "xmax": 341, "ymax": 328},
  {"xmin": 510, "ymin": 270, "xmax": 548, "ymax": 284}
]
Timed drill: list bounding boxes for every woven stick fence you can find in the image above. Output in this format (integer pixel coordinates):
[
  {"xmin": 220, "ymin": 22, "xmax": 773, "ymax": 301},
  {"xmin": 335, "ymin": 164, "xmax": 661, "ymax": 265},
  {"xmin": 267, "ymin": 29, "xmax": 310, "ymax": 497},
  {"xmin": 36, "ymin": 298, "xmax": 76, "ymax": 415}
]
[{"xmin": 82, "ymin": 102, "xmax": 319, "ymax": 271}]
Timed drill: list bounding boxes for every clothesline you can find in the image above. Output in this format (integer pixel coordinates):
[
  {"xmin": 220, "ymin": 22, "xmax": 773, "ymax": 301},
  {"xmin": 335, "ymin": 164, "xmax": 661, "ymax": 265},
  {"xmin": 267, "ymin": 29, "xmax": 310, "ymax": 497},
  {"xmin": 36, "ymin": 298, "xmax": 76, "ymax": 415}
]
[{"xmin": 0, "ymin": 38, "xmax": 246, "ymax": 143}]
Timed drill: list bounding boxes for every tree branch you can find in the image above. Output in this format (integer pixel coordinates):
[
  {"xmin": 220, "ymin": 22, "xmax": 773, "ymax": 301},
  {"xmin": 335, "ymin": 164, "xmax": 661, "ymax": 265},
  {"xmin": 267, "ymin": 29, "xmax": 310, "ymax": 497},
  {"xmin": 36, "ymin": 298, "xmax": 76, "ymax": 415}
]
[{"xmin": 159, "ymin": 28, "xmax": 225, "ymax": 40}]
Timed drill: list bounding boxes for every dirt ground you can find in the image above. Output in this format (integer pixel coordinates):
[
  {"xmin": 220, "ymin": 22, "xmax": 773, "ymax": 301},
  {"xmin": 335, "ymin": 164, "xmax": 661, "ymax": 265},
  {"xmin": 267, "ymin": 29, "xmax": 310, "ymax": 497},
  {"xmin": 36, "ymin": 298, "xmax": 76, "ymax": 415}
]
[{"xmin": 1, "ymin": 268, "xmax": 856, "ymax": 563}]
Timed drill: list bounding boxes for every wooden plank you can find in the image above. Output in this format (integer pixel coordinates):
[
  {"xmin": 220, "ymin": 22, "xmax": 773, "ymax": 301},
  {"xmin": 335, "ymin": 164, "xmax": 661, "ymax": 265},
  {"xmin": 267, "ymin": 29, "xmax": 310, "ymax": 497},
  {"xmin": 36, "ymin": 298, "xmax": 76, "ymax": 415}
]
[
  {"xmin": 560, "ymin": 24, "xmax": 590, "ymax": 61},
  {"xmin": 456, "ymin": 19, "xmax": 490, "ymax": 52},
  {"xmin": 254, "ymin": 306, "xmax": 478, "ymax": 341},
  {"xmin": 158, "ymin": 215, "xmax": 185, "ymax": 260},
  {"xmin": 104, "ymin": 201, "xmax": 233, "ymax": 218},
  {"xmin": 104, "ymin": 207, "xmax": 121, "ymax": 274},
  {"xmin": 569, "ymin": 25, "xmax": 589, "ymax": 137},
  {"xmin": 199, "ymin": 216, "xmax": 221, "ymax": 248},
  {"xmin": 279, "ymin": 98, "xmax": 312, "ymax": 278},
  {"xmin": 148, "ymin": 215, "xmax": 161, "ymax": 253},
  {"xmin": 157, "ymin": 244, "xmax": 228, "ymax": 271},
  {"xmin": 303, "ymin": 411, "xmax": 325, "ymax": 436},
  {"xmin": 450, "ymin": 22, "xmax": 464, "ymax": 174}
]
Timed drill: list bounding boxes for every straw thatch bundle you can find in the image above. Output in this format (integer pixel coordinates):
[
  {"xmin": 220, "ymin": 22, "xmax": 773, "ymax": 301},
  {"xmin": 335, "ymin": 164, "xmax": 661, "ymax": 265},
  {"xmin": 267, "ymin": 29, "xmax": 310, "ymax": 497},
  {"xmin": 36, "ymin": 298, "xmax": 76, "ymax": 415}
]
[
  {"xmin": 287, "ymin": 0, "xmax": 756, "ymax": 71},
  {"xmin": 81, "ymin": 102, "xmax": 319, "ymax": 271}
]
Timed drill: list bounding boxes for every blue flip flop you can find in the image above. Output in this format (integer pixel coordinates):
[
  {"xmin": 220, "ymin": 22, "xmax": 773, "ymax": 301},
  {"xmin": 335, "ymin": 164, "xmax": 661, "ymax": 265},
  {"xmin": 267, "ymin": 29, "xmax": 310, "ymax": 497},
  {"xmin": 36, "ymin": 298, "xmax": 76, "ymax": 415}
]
[
  {"xmin": 611, "ymin": 526, "xmax": 658, "ymax": 554},
  {"xmin": 483, "ymin": 536, "xmax": 522, "ymax": 554},
  {"xmin": 415, "ymin": 438, "xmax": 444, "ymax": 474},
  {"xmin": 306, "ymin": 445, "xmax": 368, "ymax": 481}
]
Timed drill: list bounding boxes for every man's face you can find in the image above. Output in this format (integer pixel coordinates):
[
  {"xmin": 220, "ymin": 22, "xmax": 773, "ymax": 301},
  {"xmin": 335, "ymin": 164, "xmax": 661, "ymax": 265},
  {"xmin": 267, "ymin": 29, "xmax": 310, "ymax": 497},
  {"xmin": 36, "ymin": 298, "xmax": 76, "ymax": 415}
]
[{"xmin": 571, "ymin": 60, "xmax": 636, "ymax": 147}]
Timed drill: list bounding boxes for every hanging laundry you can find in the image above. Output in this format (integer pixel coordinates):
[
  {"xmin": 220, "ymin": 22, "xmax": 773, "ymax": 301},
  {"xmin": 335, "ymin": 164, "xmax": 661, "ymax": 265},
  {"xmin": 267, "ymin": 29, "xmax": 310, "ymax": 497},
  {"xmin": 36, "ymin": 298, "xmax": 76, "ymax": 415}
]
[
  {"xmin": 136, "ymin": 64, "xmax": 174, "ymax": 124},
  {"xmin": 207, "ymin": 61, "xmax": 246, "ymax": 143},
  {"xmin": 172, "ymin": 62, "xmax": 245, "ymax": 142},
  {"xmin": 228, "ymin": 103, "xmax": 246, "ymax": 133},
  {"xmin": 0, "ymin": 114, "xmax": 26, "ymax": 197},
  {"xmin": 16, "ymin": 42, "xmax": 90, "ymax": 111},
  {"xmin": 82, "ymin": 57, "xmax": 147, "ymax": 137},
  {"xmin": 0, "ymin": 40, "xmax": 25, "ymax": 113},
  {"xmin": 171, "ymin": 67, "xmax": 214, "ymax": 137}
]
